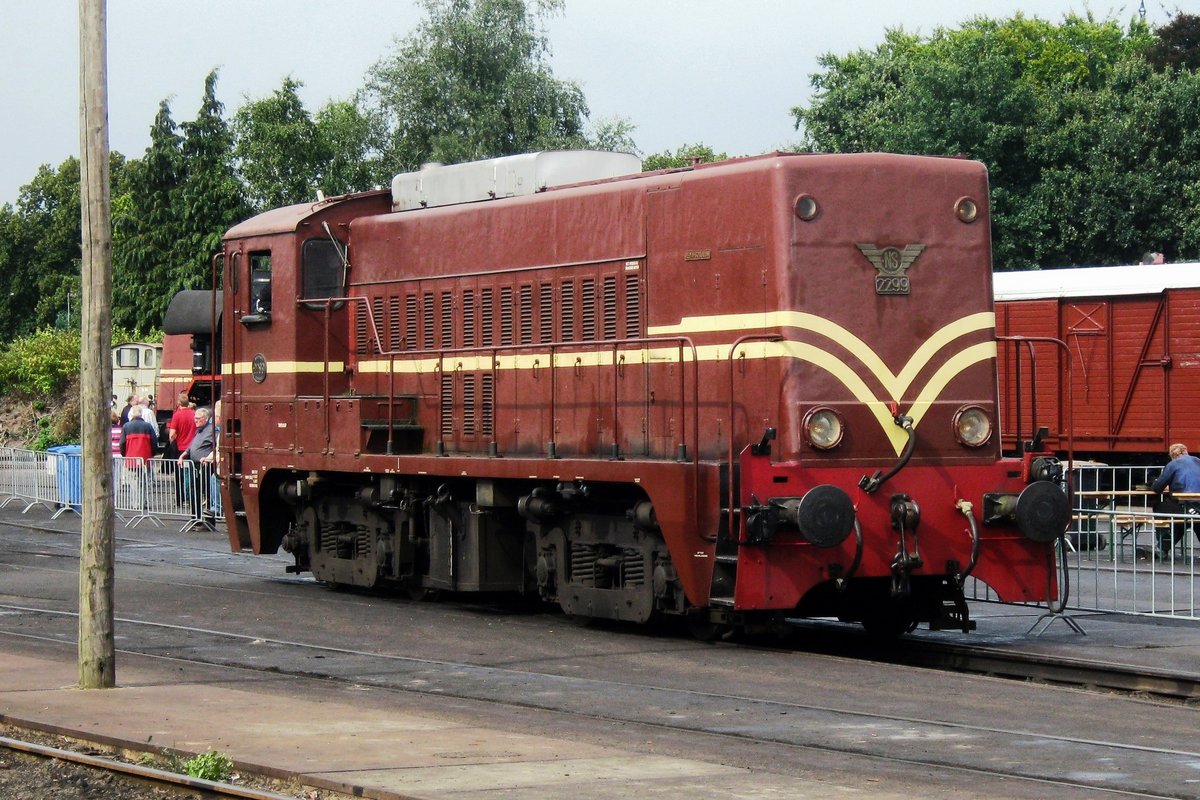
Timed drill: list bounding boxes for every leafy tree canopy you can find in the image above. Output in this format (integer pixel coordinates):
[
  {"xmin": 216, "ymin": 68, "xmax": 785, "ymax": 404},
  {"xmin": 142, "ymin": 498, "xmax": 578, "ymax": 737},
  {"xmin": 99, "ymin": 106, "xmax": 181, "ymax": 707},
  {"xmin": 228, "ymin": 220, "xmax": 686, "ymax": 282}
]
[
  {"xmin": 642, "ymin": 143, "xmax": 728, "ymax": 172},
  {"xmin": 791, "ymin": 12, "xmax": 1200, "ymax": 269},
  {"xmin": 1145, "ymin": 13, "xmax": 1200, "ymax": 71},
  {"xmin": 360, "ymin": 0, "xmax": 592, "ymax": 169}
]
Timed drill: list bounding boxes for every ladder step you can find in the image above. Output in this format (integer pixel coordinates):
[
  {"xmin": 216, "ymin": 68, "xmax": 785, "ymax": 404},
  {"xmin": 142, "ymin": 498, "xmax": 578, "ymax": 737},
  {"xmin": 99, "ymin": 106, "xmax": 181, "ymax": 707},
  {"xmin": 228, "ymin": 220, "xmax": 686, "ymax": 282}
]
[
  {"xmin": 715, "ymin": 554, "xmax": 739, "ymax": 564},
  {"xmin": 709, "ymin": 597, "xmax": 735, "ymax": 607}
]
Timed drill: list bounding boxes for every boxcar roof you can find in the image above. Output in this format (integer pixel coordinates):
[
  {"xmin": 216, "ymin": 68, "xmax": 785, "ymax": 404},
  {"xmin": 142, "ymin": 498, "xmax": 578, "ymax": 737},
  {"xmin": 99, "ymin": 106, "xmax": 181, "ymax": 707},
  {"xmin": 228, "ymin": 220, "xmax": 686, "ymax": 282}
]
[{"xmin": 994, "ymin": 262, "xmax": 1200, "ymax": 301}]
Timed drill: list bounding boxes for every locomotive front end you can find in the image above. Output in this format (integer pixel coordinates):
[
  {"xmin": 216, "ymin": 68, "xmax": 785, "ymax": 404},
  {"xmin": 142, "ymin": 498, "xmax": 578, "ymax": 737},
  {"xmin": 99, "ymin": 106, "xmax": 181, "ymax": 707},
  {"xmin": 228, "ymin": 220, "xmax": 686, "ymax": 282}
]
[{"xmin": 715, "ymin": 154, "xmax": 1067, "ymax": 633}]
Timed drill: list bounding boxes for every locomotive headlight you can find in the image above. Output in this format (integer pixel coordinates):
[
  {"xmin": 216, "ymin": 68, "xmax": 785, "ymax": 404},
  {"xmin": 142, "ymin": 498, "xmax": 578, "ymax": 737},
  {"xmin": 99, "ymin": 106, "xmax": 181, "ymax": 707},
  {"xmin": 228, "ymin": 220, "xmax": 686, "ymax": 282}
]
[
  {"xmin": 953, "ymin": 405, "xmax": 992, "ymax": 447},
  {"xmin": 803, "ymin": 407, "xmax": 844, "ymax": 450}
]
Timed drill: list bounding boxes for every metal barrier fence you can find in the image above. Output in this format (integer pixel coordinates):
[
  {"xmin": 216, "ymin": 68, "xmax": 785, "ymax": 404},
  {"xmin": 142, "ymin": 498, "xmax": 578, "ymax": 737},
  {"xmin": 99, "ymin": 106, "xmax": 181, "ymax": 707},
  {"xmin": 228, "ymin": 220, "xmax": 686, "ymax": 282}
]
[
  {"xmin": 1062, "ymin": 463, "xmax": 1198, "ymax": 620},
  {"xmin": 0, "ymin": 449, "xmax": 1193, "ymax": 620},
  {"xmin": 0, "ymin": 447, "xmax": 221, "ymax": 531},
  {"xmin": 966, "ymin": 464, "xmax": 1198, "ymax": 622}
]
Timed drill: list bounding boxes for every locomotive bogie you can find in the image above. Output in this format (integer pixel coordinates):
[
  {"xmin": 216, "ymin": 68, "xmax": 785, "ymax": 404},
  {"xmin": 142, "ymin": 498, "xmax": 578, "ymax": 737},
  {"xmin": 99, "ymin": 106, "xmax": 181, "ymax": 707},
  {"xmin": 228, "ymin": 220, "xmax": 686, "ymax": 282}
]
[{"xmin": 266, "ymin": 462, "xmax": 689, "ymax": 622}]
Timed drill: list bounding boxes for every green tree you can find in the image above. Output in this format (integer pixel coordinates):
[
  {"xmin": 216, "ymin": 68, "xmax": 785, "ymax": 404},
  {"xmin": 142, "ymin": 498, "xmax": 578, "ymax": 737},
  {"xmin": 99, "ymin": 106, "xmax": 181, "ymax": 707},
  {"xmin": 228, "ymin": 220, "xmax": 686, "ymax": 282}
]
[
  {"xmin": 11, "ymin": 159, "xmax": 83, "ymax": 331},
  {"xmin": 361, "ymin": 0, "xmax": 590, "ymax": 169},
  {"xmin": 114, "ymin": 100, "xmax": 184, "ymax": 332},
  {"xmin": 314, "ymin": 100, "xmax": 382, "ymax": 195},
  {"xmin": 642, "ymin": 143, "xmax": 728, "ymax": 172},
  {"xmin": 789, "ymin": 13, "xmax": 1197, "ymax": 269},
  {"xmin": 175, "ymin": 70, "xmax": 249, "ymax": 298},
  {"xmin": 233, "ymin": 77, "xmax": 329, "ymax": 210}
]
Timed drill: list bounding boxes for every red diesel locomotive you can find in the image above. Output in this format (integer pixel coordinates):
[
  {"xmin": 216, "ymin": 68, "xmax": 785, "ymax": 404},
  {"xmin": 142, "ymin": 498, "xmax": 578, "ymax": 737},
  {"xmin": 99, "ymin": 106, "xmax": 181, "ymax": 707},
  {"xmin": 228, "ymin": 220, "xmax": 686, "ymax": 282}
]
[{"xmin": 215, "ymin": 151, "xmax": 1069, "ymax": 635}]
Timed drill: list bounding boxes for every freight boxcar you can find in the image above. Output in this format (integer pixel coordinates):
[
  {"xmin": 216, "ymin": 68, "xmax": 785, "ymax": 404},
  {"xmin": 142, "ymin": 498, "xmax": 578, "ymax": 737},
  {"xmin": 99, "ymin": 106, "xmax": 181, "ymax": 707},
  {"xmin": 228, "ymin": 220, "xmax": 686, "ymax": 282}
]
[{"xmin": 995, "ymin": 263, "xmax": 1200, "ymax": 464}]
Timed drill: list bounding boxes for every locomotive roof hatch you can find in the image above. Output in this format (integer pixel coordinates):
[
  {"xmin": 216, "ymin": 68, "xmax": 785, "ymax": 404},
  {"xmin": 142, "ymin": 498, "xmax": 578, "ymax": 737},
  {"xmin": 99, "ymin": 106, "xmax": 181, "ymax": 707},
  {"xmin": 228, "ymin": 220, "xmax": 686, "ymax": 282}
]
[
  {"xmin": 994, "ymin": 261, "xmax": 1200, "ymax": 301},
  {"xmin": 390, "ymin": 150, "xmax": 642, "ymax": 212}
]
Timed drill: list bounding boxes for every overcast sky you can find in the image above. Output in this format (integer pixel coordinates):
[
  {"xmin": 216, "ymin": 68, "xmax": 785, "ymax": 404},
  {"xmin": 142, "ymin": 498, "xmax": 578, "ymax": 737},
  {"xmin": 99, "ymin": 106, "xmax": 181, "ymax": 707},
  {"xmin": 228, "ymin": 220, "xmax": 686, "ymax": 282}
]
[{"xmin": 0, "ymin": 1, "xmax": 1173, "ymax": 206}]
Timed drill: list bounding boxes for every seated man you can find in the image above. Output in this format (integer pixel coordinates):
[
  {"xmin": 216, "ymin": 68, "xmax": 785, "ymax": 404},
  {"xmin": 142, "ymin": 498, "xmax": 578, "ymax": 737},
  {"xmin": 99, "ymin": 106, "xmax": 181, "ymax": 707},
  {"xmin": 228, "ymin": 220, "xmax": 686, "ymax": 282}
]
[{"xmin": 1150, "ymin": 443, "xmax": 1200, "ymax": 557}]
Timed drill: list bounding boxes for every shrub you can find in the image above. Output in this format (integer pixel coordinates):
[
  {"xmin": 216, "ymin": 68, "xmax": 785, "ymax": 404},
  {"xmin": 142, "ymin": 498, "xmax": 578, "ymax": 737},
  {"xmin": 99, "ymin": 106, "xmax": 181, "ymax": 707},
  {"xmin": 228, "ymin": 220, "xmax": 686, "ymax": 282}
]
[
  {"xmin": 184, "ymin": 749, "xmax": 234, "ymax": 782},
  {"xmin": 0, "ymin": 329, "xmax": 81, "ymax": 397}
]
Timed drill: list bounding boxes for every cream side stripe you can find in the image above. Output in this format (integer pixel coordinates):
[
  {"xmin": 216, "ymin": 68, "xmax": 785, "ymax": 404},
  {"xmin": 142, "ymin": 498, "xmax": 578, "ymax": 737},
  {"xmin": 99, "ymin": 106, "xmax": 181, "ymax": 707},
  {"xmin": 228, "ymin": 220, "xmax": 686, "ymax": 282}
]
[{"xmin": 227, "ymin": 361, "xmax": 345, "ymax": 374}]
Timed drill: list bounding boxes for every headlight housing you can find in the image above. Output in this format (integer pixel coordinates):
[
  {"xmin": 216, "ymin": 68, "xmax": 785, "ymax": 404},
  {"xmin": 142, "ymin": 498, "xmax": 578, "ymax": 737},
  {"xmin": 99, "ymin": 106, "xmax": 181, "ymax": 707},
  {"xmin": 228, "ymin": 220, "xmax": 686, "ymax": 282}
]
[
  {"xmin": 953, "ymin": 405, "xmax": 992, "ymax": 447},
  {"xmin": 803, "ymin": 407, "xmax": 844, "ymax": 450}
]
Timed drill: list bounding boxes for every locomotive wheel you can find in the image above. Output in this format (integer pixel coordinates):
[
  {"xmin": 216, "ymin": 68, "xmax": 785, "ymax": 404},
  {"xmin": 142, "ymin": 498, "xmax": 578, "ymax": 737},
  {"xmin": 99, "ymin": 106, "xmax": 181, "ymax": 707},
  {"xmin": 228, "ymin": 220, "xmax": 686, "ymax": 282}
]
[
  {"xmin": 860, "ymin": 604, "xmax": 918, "ymax": 638},
  {"xmin": 406, "ymin": 586, "xmax": 439, "ymax": 602},
  {"xmin": 687, "ymin": 617, "xmax": 732, "ymax": 642}
]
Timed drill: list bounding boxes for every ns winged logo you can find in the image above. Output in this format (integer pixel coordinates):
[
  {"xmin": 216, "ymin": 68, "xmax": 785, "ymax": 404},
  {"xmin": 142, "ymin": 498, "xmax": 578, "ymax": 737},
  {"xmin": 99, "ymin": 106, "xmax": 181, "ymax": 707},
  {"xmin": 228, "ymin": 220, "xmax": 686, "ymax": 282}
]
[{"xmin": 856, "ymin": 244, "xmax": 926, "ymax": 295}]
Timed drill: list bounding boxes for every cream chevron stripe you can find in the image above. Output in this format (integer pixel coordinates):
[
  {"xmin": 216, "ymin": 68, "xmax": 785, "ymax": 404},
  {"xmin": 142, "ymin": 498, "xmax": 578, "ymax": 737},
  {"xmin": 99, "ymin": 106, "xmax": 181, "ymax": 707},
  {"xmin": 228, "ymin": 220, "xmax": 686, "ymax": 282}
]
[
  {"xmin": 769, "ymin": 339, "xmax": 996, "ymax": 454},
  {"xmin": 649, "ymin": 310, "xmax": 995, "ymax": 400}
]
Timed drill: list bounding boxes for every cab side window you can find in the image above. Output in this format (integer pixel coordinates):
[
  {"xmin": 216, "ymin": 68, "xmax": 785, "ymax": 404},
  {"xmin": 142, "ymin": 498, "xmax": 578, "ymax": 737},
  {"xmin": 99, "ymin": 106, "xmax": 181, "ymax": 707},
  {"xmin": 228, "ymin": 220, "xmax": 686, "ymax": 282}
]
[
  {"xmin": 301, "ymin": 239, "xmax": 346, "ymax": 309},
  {"xmin": 244, "ymin": 251, "xmax": 272, "ymax": 323}
]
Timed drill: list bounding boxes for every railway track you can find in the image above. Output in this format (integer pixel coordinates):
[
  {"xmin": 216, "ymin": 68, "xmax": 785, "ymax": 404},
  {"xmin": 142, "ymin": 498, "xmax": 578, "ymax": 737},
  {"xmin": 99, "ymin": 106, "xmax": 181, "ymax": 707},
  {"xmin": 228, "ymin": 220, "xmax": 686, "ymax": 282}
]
[
  {"xmin": 0, "ymin": 732, "xmax": 305, "ymax": 800},
  {"xmin": 1, "ymin": 602, "xmax": 1197, "ymax": 799},
  {"xmin": 3, "ymin": 519, "xmax": 1199, "ymax": 796},
  {"xmin": 3, "ymin": 521, "xmax": 1198, "ymax": 703}
]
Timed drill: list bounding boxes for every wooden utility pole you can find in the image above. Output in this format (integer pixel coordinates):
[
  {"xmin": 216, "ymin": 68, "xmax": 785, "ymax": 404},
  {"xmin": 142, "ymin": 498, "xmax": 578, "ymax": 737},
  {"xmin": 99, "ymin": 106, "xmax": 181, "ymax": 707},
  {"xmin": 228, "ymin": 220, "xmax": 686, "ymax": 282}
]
[{"xmin": 78, "ymin": 0, "xmax": 116, "ymax": 689}]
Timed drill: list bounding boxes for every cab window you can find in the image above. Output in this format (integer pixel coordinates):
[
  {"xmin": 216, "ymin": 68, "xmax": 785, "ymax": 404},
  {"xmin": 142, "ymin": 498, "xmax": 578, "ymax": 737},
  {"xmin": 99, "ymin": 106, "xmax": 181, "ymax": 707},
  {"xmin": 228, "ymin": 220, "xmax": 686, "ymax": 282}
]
[
  {"xmin": 301, "ymin": 239, "xmax": 346, "ymax": 310},
  {"xmin": 242, "ymin": 251, "xmax": 272, "ymax": 324}
]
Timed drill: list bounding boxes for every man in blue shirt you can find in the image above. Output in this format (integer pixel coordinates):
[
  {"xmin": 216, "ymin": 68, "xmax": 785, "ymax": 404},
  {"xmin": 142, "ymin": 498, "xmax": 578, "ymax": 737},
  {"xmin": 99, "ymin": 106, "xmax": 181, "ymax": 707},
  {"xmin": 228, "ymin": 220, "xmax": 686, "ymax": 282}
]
[
  {"xmin": 1151, "ymin": 443, "xmax": 1200, "ymax": 495},
  {"xmin": 1151, "ymin": 443, "xmax": 1200, "ymax": 557}
]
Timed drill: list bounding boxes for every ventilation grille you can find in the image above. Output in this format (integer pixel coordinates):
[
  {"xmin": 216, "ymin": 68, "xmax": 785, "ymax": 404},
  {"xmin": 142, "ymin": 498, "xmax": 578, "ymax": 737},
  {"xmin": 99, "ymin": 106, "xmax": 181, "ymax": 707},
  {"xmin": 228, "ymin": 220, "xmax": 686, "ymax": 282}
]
[
  {"xmin": 440, "ymin": 373, "xmax": 453, "ymax": 437},
  {"xmin": 519, "ymin": 286, "xmax": 533, "ymax": 345},
  {"xmin": 602, "ymin": 276, "xmax": 617, "ymax": 340},
  {"xmin": 500, "ymin": 287, "xmax": 514, "ymax": 346},
  {"xmin": 423, "ymin": 293, "xmax": 434, "ymax": 349},
  {"xmin": 371, "ymin": 297, "xmax": 384, "ymax": 353},
  {"xmin": 481, "ymin": 373, "xmax": 494, "ymax": 437},
  {"xmin": 625, "ymin": 273, "xmax": 640, "ymax": 338},
  {"xmin": 539, "ymin": 283, "xmax": 553, "ymax": 343},
  {"xmin": 354, "ymin": 302, "xmax": 370, "ymax": 355},
  {"xmin": 481, "ymin": 288, "xmax": 494, "ymax": 347},
  {"xmin": 462, "ymin": 289, "xmax": 476, "ymax": 348},
  {"xmin": 440, "ymin": 291, "xmax": 453, "ymax": 347},
  {"xmin": 406, "ymin": 295, "xmax": 418, "ymax": 350},
  {"xmin": 462, "ymin": 373, "xmax": 476, "ymax": 436},
  {"xmin": 560, "ymin": 281, "xmax": 575, "ymax": 342},
  {"xmin": 581, "ymin": 279, "xmax": 596, "ymax": 341},
  {"xmin": 388, "ymin": 296, "xmax": 401, "ymax": 352}
]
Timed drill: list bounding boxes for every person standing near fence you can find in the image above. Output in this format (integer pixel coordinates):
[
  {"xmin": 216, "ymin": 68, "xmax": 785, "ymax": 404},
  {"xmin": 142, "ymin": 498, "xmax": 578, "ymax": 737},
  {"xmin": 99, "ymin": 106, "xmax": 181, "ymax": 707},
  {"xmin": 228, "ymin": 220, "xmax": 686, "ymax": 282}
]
[
  {"xmin": 139, "ymin": 398, "xmax": 159, "ymax": 453},
  {"xmin": 119, "ymin": 394, "xmax": 142, "ymax": 426},
  {"xmin": 178, "ymin": 406, "xmax": 214, "ymax": 522},
  {"xmin": 120, "ymin": 406, "xmax": 155, "ymax": 510},
  {"xmin": 167, "ymin": 393, "xmax": 196, "ymax": 506}
]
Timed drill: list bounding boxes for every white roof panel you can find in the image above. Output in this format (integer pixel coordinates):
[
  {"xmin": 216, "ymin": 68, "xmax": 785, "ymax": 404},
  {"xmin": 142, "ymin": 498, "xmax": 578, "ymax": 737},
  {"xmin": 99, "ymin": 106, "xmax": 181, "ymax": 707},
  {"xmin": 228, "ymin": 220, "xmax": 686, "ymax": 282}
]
[
  {"xmin": 993, "ymin": 262, "xmax": 1200, "ymax": 301},
  {"xmin": 391, "ymin": 151, "xmax": 642, "ymax": 212}
]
